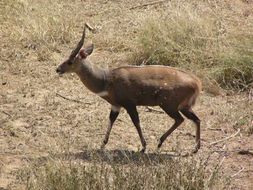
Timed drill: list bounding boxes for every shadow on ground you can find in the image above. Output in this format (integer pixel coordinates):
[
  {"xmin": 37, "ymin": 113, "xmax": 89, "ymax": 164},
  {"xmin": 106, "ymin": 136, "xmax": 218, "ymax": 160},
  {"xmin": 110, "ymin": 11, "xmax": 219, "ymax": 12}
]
[{"xmin": 68, "ymin": 149, "xmax": 180, "ymax": 165}]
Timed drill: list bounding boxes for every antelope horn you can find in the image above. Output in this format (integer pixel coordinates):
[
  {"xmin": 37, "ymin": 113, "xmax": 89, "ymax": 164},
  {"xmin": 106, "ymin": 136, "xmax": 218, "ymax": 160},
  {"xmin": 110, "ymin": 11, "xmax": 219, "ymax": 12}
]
[{"xmin": 69, "ymin": 25, "xmax": 86, "ymax": 60}]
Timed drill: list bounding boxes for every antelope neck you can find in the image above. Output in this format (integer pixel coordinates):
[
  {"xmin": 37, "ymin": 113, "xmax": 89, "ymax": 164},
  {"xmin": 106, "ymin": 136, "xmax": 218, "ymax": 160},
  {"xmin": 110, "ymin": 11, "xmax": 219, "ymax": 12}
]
[{"xmin": 76, "ymin": 61, "xmax": 108, "ymax": 94}]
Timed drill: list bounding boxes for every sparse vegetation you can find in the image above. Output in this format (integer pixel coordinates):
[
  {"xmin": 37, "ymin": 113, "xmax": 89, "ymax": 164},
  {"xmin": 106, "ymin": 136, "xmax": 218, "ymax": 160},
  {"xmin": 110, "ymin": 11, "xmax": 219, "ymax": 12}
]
[
  {"xmin": 131, "ymin": 1, "xmax": 253, "ymax": 91},
  {"xmin": 1, "ymin": 0, "xmax": 252, "ymax": 190},
  {"xmin": 2, "ymin": 0, "xmax": 252, "ymax": 90},
  {"xmin": 1, "ymin": 0, "xmax": 81, "ymax": 62},
  {"xmin": 20, "ymin": 151, "xmax": 227, "ymax": 190}
]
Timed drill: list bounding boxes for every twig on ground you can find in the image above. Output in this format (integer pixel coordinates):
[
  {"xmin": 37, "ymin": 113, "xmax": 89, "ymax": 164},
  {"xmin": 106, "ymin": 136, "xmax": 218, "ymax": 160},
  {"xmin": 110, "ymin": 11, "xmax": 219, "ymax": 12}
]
[
  {"xmin": 211, "ymin": 149, "xmax": 230, "ymax": 153},
  {"xmin": 207, "ymin": 127, "xmax": 222, "ymax": 131},
  {"xmin": 2, "ymin": 111, "xmax": 12, "ymax": 117},
  {"xmin": 56, "ymin": 93, "xmax": 92, "ymax": 105},
  {"xmin": 209, "ymin": 129, "xmax": 240, "ymax": 146},
  {"xmin": 179, "ymin": 131, "xmax": 195, "ymax": 138},
  {"xmin": 238, "ymin": 150, "xmax": 253, "ymax": 156},
  {"xmin": 231, "ymin": 167, "xmax": 245, "ymax": 178},
  {"xmin": 212, "ymin": 149, "xmax": 253, "ymax": 155},
  {"xmin": 130, "ymin": 0, "xmax": 166, "ymax": 10},
  {"xmin": 145, "ymin": 107, "xmax": 164, "ymax": 114}
]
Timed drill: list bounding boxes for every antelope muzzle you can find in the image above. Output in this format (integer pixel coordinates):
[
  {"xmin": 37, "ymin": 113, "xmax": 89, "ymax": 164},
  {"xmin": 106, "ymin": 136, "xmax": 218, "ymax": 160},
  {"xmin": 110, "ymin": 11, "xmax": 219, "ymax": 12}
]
[{"xmin": 56, "ymin": 65, "xmax": 65, "ymax": 75}]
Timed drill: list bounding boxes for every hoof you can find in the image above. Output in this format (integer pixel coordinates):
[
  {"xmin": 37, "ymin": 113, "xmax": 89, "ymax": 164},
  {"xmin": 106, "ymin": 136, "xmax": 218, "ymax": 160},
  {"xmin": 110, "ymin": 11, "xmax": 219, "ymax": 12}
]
[
  {"xmin": 191, "ymin": 147, "xmax": 199, "ymax": 154},
  {"xmin": 140, "ymin": 147, "xmax": 146, "ymax": 153},
  {"xmin": 157, "ymin": 140, "xmax": 162, "ymax": 149},
  {"xmin": 192, "ymin": 143, "xmax": 200, "ymax": 153}
]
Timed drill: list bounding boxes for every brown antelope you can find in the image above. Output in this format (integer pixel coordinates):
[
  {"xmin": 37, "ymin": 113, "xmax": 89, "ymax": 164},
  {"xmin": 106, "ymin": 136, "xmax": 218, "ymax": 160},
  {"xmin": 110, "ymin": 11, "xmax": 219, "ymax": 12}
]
[{"xmin": 56, "ymin": 26, "xmax": 202, "ymax": 153}]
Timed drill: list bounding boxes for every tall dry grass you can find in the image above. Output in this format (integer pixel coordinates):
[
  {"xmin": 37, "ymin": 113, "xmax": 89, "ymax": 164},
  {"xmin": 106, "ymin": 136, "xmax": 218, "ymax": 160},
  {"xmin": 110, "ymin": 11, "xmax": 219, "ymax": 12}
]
[
  {"xmin": 18, "ymin": 151, "xmax": 229, "ymax": 190},
  {"xmin": 1, "ymin": 0, "xmax": 252, "ymax": 90},
  {"xmin": 1, "ymin": 0, "xmax": 84, "ymax": 62},
  {"xmin": 0, "ymin": 1, "xmax": 248, "ymax": 189},
  {"xmin": 130, "ymin": 1, "xmax": 253, "ymax": 91}
]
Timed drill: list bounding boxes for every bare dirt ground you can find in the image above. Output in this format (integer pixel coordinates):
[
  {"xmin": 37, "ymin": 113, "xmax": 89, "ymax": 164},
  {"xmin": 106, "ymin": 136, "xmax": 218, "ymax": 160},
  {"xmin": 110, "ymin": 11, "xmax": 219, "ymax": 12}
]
[{"xmin": 1, "ymin": 0, "xmax": 253, "ymax": 189}]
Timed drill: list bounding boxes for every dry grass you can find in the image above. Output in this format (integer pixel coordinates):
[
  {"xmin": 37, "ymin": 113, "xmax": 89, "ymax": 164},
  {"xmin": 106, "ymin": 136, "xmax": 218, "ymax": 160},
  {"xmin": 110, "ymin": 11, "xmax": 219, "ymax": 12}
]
[
  {"xmin": 130, "ymin": 1, "xmax": 253, "ymax": 91},
  {"xmin": 1, "ymin": 0, "xmax": 83, "ymax": 62},
  {"xmin": 1, "ymin": 0, "xmax": 252, "ymax": 91},
  {"xmin": 18, "ymin": 151, "xmax": 227, "ymax": 190},
  {"xmin": 1, "ymin": 0, "xmax": 253, "ymax": 190}
]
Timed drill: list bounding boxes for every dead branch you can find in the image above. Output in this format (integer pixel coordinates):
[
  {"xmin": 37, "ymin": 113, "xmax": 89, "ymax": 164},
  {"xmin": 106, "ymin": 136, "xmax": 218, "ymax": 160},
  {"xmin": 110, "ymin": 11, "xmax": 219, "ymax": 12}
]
[
  {"xmin": 207, "ymin": 127, "xmax": 222, "ymax": 131},
  {"xmin": 209, "ymin": 129, "xmax": 240, "ymax": 146},
  {"xmin": 231, "ymin": 167, "xmax": 245, "ymax": 178},
  {"xmin": 238, "ymin": 150, "xmax": 253, "ymax": 156},
  {"xmin": 2, "ymin": 111, "xmax": 12, "ymax": 117},
  {"xmin": 145, "ymin": 106, "xmax": 164, "ymax": 114},
  {"xmin": 212, "ymin": 148, "xmax": 253, "ymax": 155},
  {"xmin": 56, "ymin": 93, "xmax": 92, "ymax": 105},
  {"xmin": 130, "ymin": 0, "xmax": 166, "ymax": 10},
  {"xmin": 179, "ymin": 131, "xmax": 195, "ymax": 138}
]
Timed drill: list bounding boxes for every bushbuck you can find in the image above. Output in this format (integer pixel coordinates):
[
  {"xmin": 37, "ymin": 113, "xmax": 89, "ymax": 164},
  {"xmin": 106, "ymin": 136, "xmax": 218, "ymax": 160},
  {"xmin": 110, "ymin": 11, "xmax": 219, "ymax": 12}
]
[{"xmin": 56, "ymin": 25, "xmax": 202, "ymax": 153}]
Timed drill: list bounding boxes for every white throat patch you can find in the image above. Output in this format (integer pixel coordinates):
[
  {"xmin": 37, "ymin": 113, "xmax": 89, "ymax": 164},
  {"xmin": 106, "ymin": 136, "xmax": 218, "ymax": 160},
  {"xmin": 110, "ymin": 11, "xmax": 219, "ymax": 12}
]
[{"xmin": 96, "ymin": 91, "xmax": 109, "ymax": 97}]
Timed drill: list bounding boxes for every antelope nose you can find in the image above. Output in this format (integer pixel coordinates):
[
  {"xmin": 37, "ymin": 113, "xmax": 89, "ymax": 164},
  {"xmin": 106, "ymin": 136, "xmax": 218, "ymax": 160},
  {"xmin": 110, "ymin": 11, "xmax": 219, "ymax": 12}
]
[
  {"xmin": 56, "ymin": 66, "xmax": 64, "ymax": 75},
  {"xmin": 56, "ymin": 67, "xmax": 60, "ymax": 73}
]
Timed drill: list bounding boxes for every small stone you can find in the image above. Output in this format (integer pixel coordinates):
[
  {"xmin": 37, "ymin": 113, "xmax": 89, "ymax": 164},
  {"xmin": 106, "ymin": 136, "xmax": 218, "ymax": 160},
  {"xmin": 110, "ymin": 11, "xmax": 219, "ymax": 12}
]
[
  {"xmin": 32, "ymin": 132, "xmax": 37, "ymax": 137},
  {"xmin": 10, "ymin": 131, "xmax": 16, "ymax": 137}
]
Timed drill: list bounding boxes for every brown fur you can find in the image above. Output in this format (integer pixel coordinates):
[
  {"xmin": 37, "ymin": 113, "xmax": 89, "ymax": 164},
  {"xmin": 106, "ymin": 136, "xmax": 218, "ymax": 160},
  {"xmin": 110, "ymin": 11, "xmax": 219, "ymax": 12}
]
[
  {"xmin": 103, "ymin": 65, "xmax": 201, "ymax": 111},
  {"xmin": 56, "ymin": 29, "xmax": 202, "ymax": 153}
]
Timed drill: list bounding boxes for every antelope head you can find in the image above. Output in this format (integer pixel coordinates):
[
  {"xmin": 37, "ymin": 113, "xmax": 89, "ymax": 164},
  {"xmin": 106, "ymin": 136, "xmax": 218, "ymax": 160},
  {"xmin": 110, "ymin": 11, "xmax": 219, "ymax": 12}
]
[{"xmin": 56, "ymin": 26, "xmax": 94, "ymax": 74}]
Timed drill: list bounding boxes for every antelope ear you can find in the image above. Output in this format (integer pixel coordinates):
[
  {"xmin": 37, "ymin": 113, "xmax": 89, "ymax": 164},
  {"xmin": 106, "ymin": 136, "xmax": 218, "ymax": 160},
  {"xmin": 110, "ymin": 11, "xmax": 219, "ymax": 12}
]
[{"xmin": 79, "ymin": 44, "xmax": 94, "ymax": 59}]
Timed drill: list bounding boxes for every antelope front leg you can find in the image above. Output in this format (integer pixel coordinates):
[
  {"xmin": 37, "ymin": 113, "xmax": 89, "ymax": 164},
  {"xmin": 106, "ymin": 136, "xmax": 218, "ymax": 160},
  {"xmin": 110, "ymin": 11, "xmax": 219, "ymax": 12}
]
[
  {"xmin": 125, "ymin": 105, "xmax": 146, "ymax": 153},
  {"xmin": 101, "ymin": 106, "xmax": 120, "ymax": 149}
]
